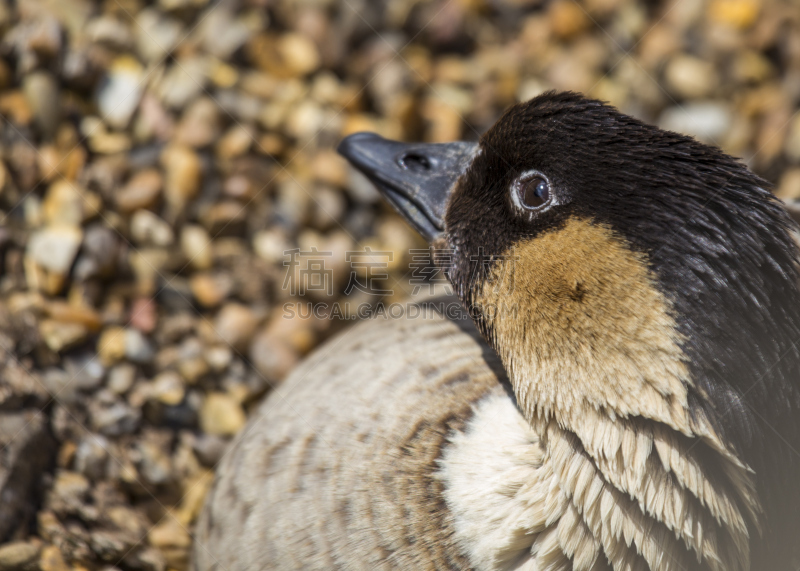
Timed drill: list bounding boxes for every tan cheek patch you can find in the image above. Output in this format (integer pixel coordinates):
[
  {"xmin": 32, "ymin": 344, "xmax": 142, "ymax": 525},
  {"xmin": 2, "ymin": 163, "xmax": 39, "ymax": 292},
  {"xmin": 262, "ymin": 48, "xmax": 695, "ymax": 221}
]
[{"xmin": 475, "ymin": 216, "xmax": 695, "ymax": 435}]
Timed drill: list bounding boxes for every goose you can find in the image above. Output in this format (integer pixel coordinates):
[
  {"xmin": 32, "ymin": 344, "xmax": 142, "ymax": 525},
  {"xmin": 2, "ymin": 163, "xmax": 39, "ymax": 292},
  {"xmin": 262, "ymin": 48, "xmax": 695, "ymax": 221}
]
[{"xmin": 193, "ymin": 91, "xmax": 800, "ymax": 570}]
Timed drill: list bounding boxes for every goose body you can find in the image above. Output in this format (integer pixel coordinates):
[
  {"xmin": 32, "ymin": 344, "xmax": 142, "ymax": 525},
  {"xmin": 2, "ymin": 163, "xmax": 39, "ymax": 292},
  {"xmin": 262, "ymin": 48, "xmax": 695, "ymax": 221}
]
[{"xmin": 195, "ymin": 92, "xmax": 800, "ymax": 570}]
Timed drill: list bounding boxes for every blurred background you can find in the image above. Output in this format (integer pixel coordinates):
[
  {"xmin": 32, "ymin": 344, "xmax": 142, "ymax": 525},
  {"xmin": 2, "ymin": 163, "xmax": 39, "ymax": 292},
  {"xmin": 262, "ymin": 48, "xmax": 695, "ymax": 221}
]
[{"xmin": 0, "ymin": 0, "xmax": 799, "ymax": 569}]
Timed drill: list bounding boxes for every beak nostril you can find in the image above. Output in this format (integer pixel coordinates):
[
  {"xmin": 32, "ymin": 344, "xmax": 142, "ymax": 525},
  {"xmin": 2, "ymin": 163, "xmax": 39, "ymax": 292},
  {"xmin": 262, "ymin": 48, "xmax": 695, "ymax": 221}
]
[{"xmin": 398, "ymin": 152, "xmax": 432, "ymax": 172}]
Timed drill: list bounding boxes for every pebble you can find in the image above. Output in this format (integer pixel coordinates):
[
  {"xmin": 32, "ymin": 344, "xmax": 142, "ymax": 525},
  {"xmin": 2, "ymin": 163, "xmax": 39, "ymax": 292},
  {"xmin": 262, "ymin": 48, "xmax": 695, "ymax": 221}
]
[
  {"xmin": 116, "ymin": 169, "xmax": 163, "ymax": 213},
  {"xmin": 249, "ymin": 329, "xmax": 299, "ymax": 383},
  {"xmin": 135, "ymin": 9, "xmax": 182, "ymax": 63},
  {"xmin": 0, "ymin": 541, "xmax": 41, "ymax": 571},
  {"xmin": 26, "ymin": 225, "xmax": 83, "ymax": 294},
  {"xmin": 777, "ymin": 168, "xmax": 800, "ymax": 201},
  {"xmin": 175, "ymin": 97, "xmax": 221, "ymax": 148},
  {"xmin": 90, "ymin": 397, "xmax": 141, "ymax": 436},
  {"xmin": 190, "ymin": 272, "xmax": 233, "ymax": 308},
  {"xmin": 131, "ymin": 209, "xmax": 175, "ymax": 247},
  {"xmin": 74, "ymin": 434, "xmax": 110, "ymax": 480},
  {"xmin": 213, "ymin": 303, "xmax": 259, "ymax": 351},
  {"xmin": 39, "ymin": 319, "xmax": 89, "ymax": 353},
  {"xmin": 785, "ymin": 114, "xmax": 800, "ymax": 162},
  {"xmin": 98, "ymin": 56, "xmax": 145, "ymax": 129},
  {"xmin": 151, "ymin": 371, "xmax": 185, "ymax": 405},
  {"xmin": 200, "ymin": 392, "xmax": 246, "ymax": 436},
  {"xmin": 708, "ymin": 0, "xmax": 760, "ymax": 29},
  {"xmin": 107, "ymin": 364, "xmax": 137, "ymax": 395},
  {"xmin": 38, "ymin": 545, "xmax": 69, "ymax": 571},
  {"xmin": 158, "ymin": 57, "xmax": 208, "ymax": 109},
  {"xmin": 42, "ymin": 180, "xmax": 100, "ymax": 226},
  {"xmin": 125, "ymin": 328, "xmax": 154, "ymax": 364},
  {"xmin": 130, "ymin": 297, "xmax": 158, "ymax": 334},
  {"xmin": 664, "ymin": 55, "xmax": 718, "ymax": 99},
  {"xmin": 22, "ymin": 71, "xmax": 59, "ymax": 139},
  {"xmin": 216, "ymin": 125, "xmax": 254, "ymax": 160},
  {"xmin": 161, "ymin": 144, "xmax": 202, "ymax": 213},
  {"xmin": 180, "ymin": 225, "xmax": 213, "ymax": 270},
  {"xmin": 548, "ymin": 0, "xmax": 591, "ymax": 39},
  {"xmin": 97, "ymin": 327, "xmax": 127, "ymax": 366},
  {"xmin": 148, "ymin": 514, "xmax": 191, "ymax": 570},
  {"xmin": 659, "ymin": 102, "xmax": 731, "ymax": 143},
  {"xmin": 200, "ymin": 8, "xmax": 251, "ymax": 59}
]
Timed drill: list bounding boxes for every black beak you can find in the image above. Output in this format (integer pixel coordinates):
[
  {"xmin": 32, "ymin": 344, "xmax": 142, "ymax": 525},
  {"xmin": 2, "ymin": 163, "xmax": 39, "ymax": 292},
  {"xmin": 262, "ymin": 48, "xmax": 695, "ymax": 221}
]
[{"xmin": 337, "ymin": 132, "xmax": 478, "ymax": 242}]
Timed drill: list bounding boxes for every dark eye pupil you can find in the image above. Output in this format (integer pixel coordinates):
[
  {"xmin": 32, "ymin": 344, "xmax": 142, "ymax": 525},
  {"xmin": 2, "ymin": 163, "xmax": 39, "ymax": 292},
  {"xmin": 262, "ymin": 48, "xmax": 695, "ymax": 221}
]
[{"xmin": 519, "ymin": 177, "xmax": 549, "ymax": 208}]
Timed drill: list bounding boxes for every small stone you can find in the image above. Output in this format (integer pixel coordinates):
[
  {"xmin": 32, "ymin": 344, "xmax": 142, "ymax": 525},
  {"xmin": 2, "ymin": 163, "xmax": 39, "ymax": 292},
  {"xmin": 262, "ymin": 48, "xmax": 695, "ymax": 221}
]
[
  {"xmin": 311, "ymin": 150, "xmax": 349, "ymax": 188},
  {"xmin": 708, "ymin": 0, "xmax": 759, "ymax": 29},
  {"xmin": 148, "ymin": 514, "xmax": 190, "ymax": 570},
  {"xmin": 74, "ymin": 434, "xmax": 109, "ymax": 480},
  {"xmin": 161, "ymin": 144, "xmax": 201, "ymax": 213},
  {"xmin": 659, "ymin": 102, "xmax": 731, "ymax": 144},
  {"xmin": 180, "ymin": 225, "xmax": 213, "ymax": 270},
  {"xmin": 664, "ymin": 55, "xmax": 717, "ymax": 99},
  {"xmin": 785, "ymin": 114, "xmax": 800, "ymax": 162},
  {"xmin": 26, "ymin": 225, "xmax": 83, "ymax": 294},
  {"xmin": 279, "ymin": 33, "xmax": 320, "ymax": 76},
  {"xmin": 151, "ymin": 371, "xmax": 185, "ymax": 406},
  {"xmin": 90, "ymin": 398, "xmax": 140, "ymax": 436},
  {"xmin": 205, "ymin": 345, "xmax": 232, "ymax": 373},
  {"xmin": 136, "ymin": 9, "xmax": 182, "ymax": 63},
  {"xmin": 158, "ymin": 57, "xmax": 208, "ymax": 109},
  {"xmin": 548, "ymin": 0, "xmax": 590, "ymax": 39},
  {"xmin": 39, "ymin": 319, "xmax": 89, "ymax": 352},
  {"xmin": 98, "ymin": 56, "xmax": 144, "ymax": 129},
  {"xmin": 191, "ymin": 433, "xmax": 227, "ymax": 467},
  {"xmin": 216, "ymin": 125, "xmax": 253, "ymax": 160},
  {"xmin": 22, "ymin": 71, "xmax": 59, "ymax": 138},
  {"xmin": 190, "ymin": 272, "xmax": 233, "ymax": 308},
  {"xmin": 252, "ymin": 32, "xmax": 321, "ymax": 78},
  {"xmin": 45, "ymin": 301, "xmax": 102, "ymax": 330},
  {"xmin": 200, "ymin": 8, "xmax": 251, "ymax": 59},
  {"xmin": 97, "ymin": 327, "xmax": 127, "ymax": 366},
  {"xmin": 253, "ymin": 228, "xmax": 291, "ymax": 264},
  {"xmin": 201, "ymin": 201, "xmax": 247, "ymax": 234},
  {"xmin": 116, "ymin": 169, "xmax": 162, "ymax": 213},
  {"xmin": 175, "ymin": 97, "xmax": 221, "ymax": 148},
  {"xmin": 214, "ymin": 303, "xmax": 259, "ymax": 351},
  {"xmin": 125, "ymin": 328, "xmax": 154, "ymax": 364},
  {"xmin": 777, "ymin": 169, "xmax": 800, "ymax": 201},
  {"xmin": 125, "ymin": 299, "xmax": 153, "ymax": 336},
  {"xmin": 200, "ymin": 392, "xmax": 246, "ymax": 436},
  {"xmin": 250, "ymin": 329, "xmax": 300, "ymax": 383},
  {"xmin": 0, "ymin": 541, "xmax": 41, "ymax": 571},
  {"xmin": 38, "ymin": 545, "xmax": 68, "ymax": 571},
  {"xmin": 42, "ymin": 180, "xmax": 101, "ymax": 226},
  {"xmin": 137, "ymin": 433, "xmax": 172, "ymax": 485},
  {"xmin": 131, "ymin": 209, "xmax": 174, "ymax": 247},
  {"xmin": 107, "ymin": 364, "xmax": 137, "ymax": 394}
]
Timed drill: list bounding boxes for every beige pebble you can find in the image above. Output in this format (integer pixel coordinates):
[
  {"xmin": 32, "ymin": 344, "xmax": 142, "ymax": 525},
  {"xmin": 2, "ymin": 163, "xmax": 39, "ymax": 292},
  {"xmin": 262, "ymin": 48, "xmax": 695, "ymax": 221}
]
[
  {"xmin": 200, "ymin": 392, "xmax": 246, "ymax": 436},
  {"xmin": 776, "ymin": 168, "xmax": 800, "ymax": 201},
  {"xmin": 162, "ymin": 144, "xmax": 202, "ymax": 212},
  {"xmin": 151, "ymin": 371, "xmax": 185, "ymax": 406},
  {"xmin": 664, "ymin": 55, "xmax": 717, "ymax": 99},
  {"xmin": 38, "ymin": 545, "xmax": 68, "ymax": 571},
  {"xmin": 190, "ymin": 272, "xmax": 232, "ymax": 308},
  {"xmin": 0, "ymin": 541, "xmax": 42, "ymax": 571},
  {"xmin": 116, "ymin": 169, "xmax": 162, "ymax": 213},
  {"xmin": 181, "ymin": 224, "xmax": 213, "ymax": 270},
  {"xmin": 214, "ymin": 302, "xmax": 258, "ymax": 350},
  {"xmin": 97, "ymin": 326, "xmax": 127, "ymax": 366}
]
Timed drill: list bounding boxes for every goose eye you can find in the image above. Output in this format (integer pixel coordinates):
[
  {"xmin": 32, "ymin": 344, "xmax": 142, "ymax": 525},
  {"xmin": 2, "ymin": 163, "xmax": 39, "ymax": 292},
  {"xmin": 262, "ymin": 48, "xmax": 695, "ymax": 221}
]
[{"xmin": 515, "ymin": 175, "xmax": 550, "ymax": 209}]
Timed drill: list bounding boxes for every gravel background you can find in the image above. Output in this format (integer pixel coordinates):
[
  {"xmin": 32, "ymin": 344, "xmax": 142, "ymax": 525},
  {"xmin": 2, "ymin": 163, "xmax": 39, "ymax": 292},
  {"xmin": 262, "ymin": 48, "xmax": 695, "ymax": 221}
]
[{"xmin": 0, "ymin": 0, "xmax": 799, "ymax": 569}]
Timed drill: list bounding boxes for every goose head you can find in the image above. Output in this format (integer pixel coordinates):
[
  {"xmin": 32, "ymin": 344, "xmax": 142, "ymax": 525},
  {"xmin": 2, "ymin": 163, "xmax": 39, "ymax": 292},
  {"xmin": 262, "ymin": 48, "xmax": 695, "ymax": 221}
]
[{"xmin": 338, "ymin": 91, "xmax": 800, "ymax": 567}]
